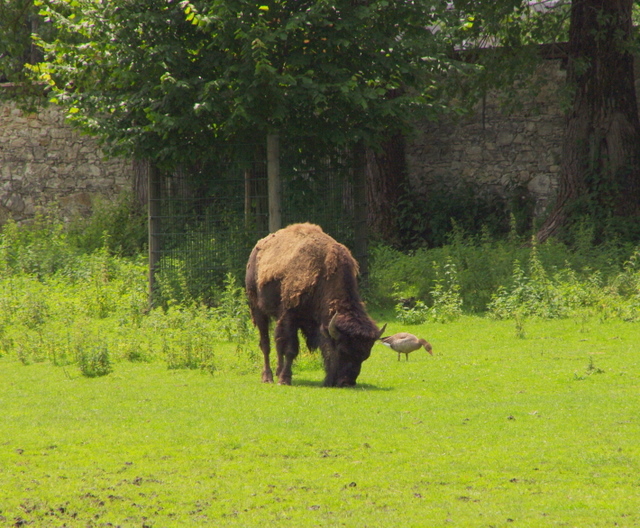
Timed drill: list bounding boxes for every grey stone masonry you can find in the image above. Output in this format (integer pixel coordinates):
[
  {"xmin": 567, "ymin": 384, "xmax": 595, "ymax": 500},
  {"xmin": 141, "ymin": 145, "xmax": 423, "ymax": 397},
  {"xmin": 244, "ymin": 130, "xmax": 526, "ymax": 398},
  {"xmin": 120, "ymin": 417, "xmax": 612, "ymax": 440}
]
[
  {"xmin": 0, "ymin": 98, "xmax": 134, "ymax": 225},
  {"xmin": 0, "ymin": 58, "xmax": 598, "ymax": 226},
  {"xmin": 405, "ymin": 60, "xmax": 566, "ymax": 217}
]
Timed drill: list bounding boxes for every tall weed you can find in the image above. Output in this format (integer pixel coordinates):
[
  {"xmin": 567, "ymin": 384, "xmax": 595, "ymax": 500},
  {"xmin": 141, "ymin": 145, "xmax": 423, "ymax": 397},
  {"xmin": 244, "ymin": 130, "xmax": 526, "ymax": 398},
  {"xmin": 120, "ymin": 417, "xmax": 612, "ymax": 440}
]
[
  {"xmin": 488, "ymin": 243, "xmax": 567, "ymax": 319},
  {"xmin": 370, "ymin": 232, "xmax": 637, "ymax": 317},
  {"xmin": 213, "ymin": 273, "xmax": 254, "ymax": 342},
  {"xmin": 488, "ymin": 242, "xmax": 638, "ymax": 320},
  {"xmin": 430, "ymin": 258, "xmax": 463, "ymax": 322},
  {"xmin": 0, "ymin": 213, "xmax": 79, "ymax": 277},
  {"xmin": 392, "ymin": 257, "xmax": 463, "ymax": 324},
  {"xmin": 3, "ymin": 205, "xmax": 640, "ymax": 379}
]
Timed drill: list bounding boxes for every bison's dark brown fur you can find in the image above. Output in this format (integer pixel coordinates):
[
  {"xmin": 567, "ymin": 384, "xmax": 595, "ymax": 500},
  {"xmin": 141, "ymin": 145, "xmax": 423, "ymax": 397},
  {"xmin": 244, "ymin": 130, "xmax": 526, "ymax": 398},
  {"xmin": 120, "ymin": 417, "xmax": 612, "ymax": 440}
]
[{"xmin": 245, "ymin": 223, "xmax": 385, "ymax": 387}]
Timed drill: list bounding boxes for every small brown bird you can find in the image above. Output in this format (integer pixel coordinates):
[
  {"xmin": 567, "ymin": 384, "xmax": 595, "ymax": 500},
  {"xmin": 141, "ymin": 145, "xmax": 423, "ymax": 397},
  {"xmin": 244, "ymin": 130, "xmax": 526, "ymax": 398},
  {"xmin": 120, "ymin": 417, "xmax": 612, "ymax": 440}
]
[{"xmin": 380, "ymin": 333, "xmax": 433, "ymax": 361}]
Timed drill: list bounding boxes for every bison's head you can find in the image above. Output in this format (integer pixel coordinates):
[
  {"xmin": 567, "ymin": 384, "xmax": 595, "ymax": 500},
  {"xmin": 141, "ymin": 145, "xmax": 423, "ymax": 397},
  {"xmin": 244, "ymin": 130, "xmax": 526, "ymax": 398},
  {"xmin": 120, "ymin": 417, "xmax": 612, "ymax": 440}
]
[{"xmin": 322, "ymin": 313, "xmax": 386, "ymax": 387}]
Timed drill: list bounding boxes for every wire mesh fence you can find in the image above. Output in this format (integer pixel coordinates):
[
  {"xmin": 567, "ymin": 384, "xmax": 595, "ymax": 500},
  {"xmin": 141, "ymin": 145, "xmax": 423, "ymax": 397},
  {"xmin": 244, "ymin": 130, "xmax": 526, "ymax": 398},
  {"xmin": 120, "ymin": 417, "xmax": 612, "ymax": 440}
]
[
  {"xmin": 149, "ymin": 143, "xmax": 360, "ymax": 306},
  {"xmin": 281, "ymin": 148, "xmax": 357, "ymax": 246}
]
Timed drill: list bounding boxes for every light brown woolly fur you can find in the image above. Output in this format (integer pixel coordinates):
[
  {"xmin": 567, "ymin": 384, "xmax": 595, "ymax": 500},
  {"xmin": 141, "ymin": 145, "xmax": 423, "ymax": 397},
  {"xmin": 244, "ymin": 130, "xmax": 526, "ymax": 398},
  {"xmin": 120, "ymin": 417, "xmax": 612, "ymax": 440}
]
[{"xmin": 252, "ymin": 223, "xmax": 358, "ymax": 310}]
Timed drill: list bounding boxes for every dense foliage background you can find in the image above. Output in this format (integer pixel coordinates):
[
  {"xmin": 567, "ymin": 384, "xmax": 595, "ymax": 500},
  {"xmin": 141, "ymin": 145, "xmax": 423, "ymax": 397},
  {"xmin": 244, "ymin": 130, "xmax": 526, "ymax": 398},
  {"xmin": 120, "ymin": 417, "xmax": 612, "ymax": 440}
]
[{"xmin": 1, "ymin": 201, "xmax": 639, "ymax": 376}]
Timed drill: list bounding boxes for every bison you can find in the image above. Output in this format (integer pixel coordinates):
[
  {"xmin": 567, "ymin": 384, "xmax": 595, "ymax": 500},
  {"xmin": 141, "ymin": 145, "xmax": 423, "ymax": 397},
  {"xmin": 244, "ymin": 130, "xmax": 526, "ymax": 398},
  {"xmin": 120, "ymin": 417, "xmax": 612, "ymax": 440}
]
[{"xmin": 245, "ymin": 223, "xmax": 385, "ymax": 387}]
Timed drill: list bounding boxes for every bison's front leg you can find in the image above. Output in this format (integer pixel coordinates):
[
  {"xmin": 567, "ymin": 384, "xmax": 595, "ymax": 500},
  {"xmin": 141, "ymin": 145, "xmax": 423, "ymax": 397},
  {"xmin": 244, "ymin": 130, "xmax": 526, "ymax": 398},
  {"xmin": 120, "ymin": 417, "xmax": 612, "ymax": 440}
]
[{"xmin": 274, "ymin": 315, "xmax": 300, "ymax": 385}]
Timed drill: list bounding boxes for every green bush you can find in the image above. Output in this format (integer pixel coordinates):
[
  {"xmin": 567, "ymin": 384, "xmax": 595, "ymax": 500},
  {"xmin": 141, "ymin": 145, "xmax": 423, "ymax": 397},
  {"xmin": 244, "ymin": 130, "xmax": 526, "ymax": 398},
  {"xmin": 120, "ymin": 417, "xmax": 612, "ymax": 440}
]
[
  {"xmin": 3, "ymin": 201, "xmax": 640, "ymax": 379},
  {"xmin": 488, "ymin": 243, "xmax": 640, "ymax": 321},
  {"xmin": 394, "ymin": 179, "xmax": 533, "ymax": 249},
  {"xmin": 66, "ymin": 193, "xmax": 147, "ymax": 256},
  {"xmin": 0, "ymin": 213, "xmax": 80, "ymax": 277},
  {"xmin": 0, "ymin": 195, "xmax": 146, "ymax": 279},
  {"xmin": 212, "ymin": 273, "xmax": 255, "ymax": 342},
  {"xmin": 77, "ymin": 344, "xmax": 113, "ymax": 378},
  {"xmin": 368, "ymin": 232, "xmax": 520, "ymax": 312},
  {"xmin": 429, "ymin": 257, "xmax": 463, "ymax": 322},
  {"xmin": 391, "ymin": 257, "xmax": 463, "ymax": 324},
  {"xmin": 369, "ymin": 230, "xmax": 639, "ymax": 320},
  {"xmin": 394, "ymin": 297, "xmax": 430, "ymax": 325}
]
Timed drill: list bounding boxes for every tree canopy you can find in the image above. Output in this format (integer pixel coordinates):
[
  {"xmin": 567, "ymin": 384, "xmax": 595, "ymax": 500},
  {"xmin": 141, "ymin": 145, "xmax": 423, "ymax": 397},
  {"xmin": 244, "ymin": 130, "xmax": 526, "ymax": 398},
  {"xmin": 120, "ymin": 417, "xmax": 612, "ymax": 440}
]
[
  {"xmin": 20, "ymin": 0, "xmax": 640, "ymax": 244},
  {"xmin": 32, "ymin": 0, "xmax": 575, "ymax": 163},
  {"xmin": 34, "ymin": 0, "xmax": 476, "ymax": 166},
  {"xmin": 1, "ymin": 0, "xmax": 48, "ymax": 84}
]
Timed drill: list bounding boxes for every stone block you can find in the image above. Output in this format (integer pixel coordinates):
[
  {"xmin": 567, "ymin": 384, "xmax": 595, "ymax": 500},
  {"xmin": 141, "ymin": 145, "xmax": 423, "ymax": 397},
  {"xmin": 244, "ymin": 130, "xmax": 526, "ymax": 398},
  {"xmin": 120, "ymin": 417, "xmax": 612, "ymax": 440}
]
[
  {"xmin": 2, "ymin": 193, "xmax": 25, "ymax": 213},
  {"xmin": 496, "ymin": 132, "xmax": 514, "ymax": 146},
  {"xmin": 528, "ymin": 174, "xmax": 553, "ymax": 196}
]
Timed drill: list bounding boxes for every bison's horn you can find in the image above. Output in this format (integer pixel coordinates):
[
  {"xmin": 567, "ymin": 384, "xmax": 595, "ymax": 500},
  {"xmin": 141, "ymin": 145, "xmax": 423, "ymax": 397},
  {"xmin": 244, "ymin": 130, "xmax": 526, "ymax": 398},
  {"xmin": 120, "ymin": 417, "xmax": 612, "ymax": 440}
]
[
  {"xmin": 378, "ymin": 323, "xmax": 387, "ymax": 338},
  {"xmin": 328, "ymin": 312, "xmax": 340, "ymax": 340}
]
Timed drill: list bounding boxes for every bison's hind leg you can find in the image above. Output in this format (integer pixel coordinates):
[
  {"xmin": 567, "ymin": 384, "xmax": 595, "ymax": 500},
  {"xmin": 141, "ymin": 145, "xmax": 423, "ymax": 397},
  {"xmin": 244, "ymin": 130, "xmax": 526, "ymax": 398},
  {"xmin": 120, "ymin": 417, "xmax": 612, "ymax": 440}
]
[
  {"xmin": 274, "ymin": 315, "xmax": 300, "ymax": 385},
  {"xmin": 253, "ymin": 311, "xmax": 273, "ymax": 383}
]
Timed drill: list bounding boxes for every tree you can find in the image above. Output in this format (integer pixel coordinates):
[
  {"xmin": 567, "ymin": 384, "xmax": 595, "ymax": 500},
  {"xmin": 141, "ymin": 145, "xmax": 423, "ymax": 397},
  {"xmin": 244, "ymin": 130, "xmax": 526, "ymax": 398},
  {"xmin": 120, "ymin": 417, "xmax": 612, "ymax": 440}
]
[
  {"xmin": 452, "ymin": 0, "xmax": 640, "ymax": 243},
  {"xmin": 536, "ymin": 0, "xmax": 640, "ymax": 242},
  {"xmin": 1, "ymin": 0, "xmax": 35, "ymax": 82},
  {"xmin": 40, "ymin": 0, "xmax": 639, "ymax": 248},
  {"xmin": 414, "ymin": 0, "xmax": 640, "ymax": 244},
  {"xmin": 35, "ymin": 0, "xmax": 219, "ymax": 167},
  {"xmin": 0, "ymin": 0, "xmax": 53, "ymax": 87},
  {"xmin": 35, "ymin": 0, "xmax": 474, "ymax": 245},
  {"xmin": 36, "ymin": 0, "xmax": 455, "ymax": 164}
]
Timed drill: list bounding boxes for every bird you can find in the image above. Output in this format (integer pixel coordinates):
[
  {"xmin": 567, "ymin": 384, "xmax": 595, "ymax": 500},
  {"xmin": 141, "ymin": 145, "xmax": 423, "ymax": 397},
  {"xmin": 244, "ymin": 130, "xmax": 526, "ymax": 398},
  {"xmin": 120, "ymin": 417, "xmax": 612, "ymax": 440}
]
[{"xmin": 380, "ymin": 333, "xmax": 433, "ymax": 361}]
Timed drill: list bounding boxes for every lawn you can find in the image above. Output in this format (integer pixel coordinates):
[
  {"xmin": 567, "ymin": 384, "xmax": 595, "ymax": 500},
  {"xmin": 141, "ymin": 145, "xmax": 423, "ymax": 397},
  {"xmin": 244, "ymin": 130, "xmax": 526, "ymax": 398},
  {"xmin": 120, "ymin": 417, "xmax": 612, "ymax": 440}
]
[{"xmin": 1, "ymin": 315, "xmax": 639, "ymax": 527}]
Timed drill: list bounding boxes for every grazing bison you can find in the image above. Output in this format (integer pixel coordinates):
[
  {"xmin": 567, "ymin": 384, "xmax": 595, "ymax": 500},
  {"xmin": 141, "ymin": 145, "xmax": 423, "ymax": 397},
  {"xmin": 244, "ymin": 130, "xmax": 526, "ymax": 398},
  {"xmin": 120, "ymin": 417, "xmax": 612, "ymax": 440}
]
[{"xmin": 245, "ymin": 223, "xmax": 385, "ymax": 387}]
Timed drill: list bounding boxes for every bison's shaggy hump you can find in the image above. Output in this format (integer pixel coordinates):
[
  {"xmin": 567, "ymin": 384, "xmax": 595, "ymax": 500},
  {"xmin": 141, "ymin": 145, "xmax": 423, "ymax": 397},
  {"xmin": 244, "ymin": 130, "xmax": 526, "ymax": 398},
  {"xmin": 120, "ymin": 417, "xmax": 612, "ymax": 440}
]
[{"xmin": 253, "ymin": 223, "xmax": 358, "ymax": 309}]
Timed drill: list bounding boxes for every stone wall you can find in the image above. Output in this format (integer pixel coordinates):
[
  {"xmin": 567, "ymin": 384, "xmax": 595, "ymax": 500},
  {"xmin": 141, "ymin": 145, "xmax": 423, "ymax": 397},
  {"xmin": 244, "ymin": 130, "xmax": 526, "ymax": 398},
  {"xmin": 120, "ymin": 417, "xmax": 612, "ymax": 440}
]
[
  {"xmin": 0, "ymin": 97, "xmax": 134, "ymax": 225},
  {"xmin": 406, "ymin": 60, "xmax": 566, "ymax": 217},
  {"xmin": 1, "ymin": 61, "xmax": 568, "ymax": 226}
]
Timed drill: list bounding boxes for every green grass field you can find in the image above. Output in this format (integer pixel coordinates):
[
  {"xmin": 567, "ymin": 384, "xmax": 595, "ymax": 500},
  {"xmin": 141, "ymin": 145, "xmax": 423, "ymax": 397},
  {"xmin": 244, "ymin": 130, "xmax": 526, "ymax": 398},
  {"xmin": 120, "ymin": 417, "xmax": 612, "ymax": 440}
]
[{"xmin": 2, "ymin": 315, "xmax": 639, "ymax": 527}]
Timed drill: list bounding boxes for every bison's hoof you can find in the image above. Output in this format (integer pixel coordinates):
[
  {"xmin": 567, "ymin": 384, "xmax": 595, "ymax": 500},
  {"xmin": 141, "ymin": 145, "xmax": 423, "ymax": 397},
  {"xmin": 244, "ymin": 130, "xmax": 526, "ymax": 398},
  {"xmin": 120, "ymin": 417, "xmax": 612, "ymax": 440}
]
[
  {"xmin": 262, "ymin": 372, "xmax": 274, "ymax": 383},
  {"xmin": 278, "ymin": 377, "xmax": 292, "ymax": 386}
]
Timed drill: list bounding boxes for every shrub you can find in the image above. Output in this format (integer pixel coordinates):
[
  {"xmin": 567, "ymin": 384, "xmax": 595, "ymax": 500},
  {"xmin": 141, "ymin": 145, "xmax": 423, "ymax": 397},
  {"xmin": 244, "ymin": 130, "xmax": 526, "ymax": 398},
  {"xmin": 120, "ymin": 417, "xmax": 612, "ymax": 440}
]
[
  {"xmin": 151, "ymin": 217, "xmax": 255, "ymax": 307},
  {"xmin": 66, "ymin": 193, "xmax": 146, "ymax": 256},
  {"xmin": 164, "ymin": 330, "xmax": 216, "ymax": 373},
  {"xmin": 0, "ymin": 213, "xmax": 79, "ymax": 277},
  {"xmin": 369, "ymin": 237, "xmax": 514, "ymax": 313},
  {"xmin": 369, "ymin": 230, "xmax": 638, "ymax": 316},
  {"xmin": 3, "ymin": 201, "xmax": 640, "ymax": 379},
  {"xmin": 488, "ymin": 243, "xmax": 640, "ymax": 321},
  {"xmin": 390, "ymin": 257, "xmax": 463, "ymax": 324},
  {"xmin": 77, "ymin": 344, "xmax": 113, "ymax": 377},
  {"xmin": 394, "ymin": 178, "xmax": 532, "ymax": 249},
  {"xmin": 394, "ymin": 298, "xmax": 430, "ymax": 325}
]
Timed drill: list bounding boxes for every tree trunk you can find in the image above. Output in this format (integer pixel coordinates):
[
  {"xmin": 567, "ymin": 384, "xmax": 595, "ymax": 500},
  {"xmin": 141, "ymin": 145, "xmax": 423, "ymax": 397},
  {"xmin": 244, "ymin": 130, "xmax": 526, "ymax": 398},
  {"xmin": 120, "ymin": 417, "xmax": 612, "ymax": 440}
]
[
  {"xmin": 366, "ymin": 132, "xmax": 408, "ymax": 245},
  {"xmin": 267, "ymin": 133, "xmax": 282, "ymax": 233},
  {"xmin": 133, "ymin": 159, "xmax": 149, "ymax": 209},
  {"xmin": 353, "ymin": 141, "xmax": 369, "ymax": 283},
  {"xmin": 537, "ymin": 0, "xmax": 640, "ymax": 243}
]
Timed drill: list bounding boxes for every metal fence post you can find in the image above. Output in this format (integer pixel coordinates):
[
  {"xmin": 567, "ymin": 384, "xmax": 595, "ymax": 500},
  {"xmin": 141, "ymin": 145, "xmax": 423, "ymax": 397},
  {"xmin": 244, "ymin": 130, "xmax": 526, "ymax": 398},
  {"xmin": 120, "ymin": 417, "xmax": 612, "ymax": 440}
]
[{"xmin": 148, "ymin": 164, "xmax": 161, "ymax": 308}]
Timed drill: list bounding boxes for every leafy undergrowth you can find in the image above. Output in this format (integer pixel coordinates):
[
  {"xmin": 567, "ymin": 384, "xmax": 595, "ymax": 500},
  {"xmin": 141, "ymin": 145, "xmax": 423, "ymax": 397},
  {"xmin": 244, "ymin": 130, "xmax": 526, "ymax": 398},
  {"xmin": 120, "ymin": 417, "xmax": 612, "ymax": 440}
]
[{"xmin": 2, "ymin": 316, "xmax": 639, "ymax": 527}]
